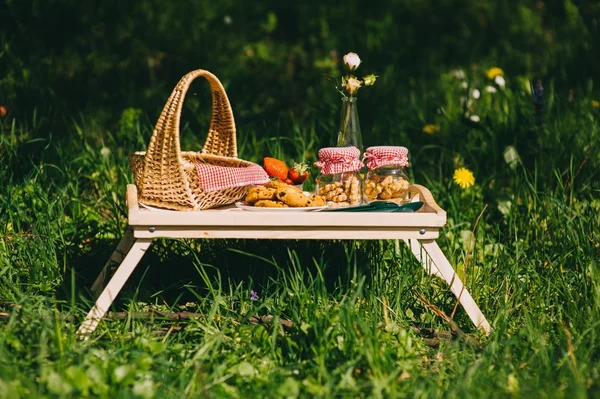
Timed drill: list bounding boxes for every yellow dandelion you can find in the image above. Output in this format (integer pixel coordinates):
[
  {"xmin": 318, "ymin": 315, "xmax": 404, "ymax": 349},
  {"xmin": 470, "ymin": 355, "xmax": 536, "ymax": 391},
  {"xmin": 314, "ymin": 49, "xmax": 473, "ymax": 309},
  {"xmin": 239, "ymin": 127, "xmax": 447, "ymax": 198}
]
[
  {"xmin": 486, "ymin": 67, "xmax": 504, "ymax": 80},
  {"xmin": 453, "ymin": 167, "xmax": 475, "ymax": 189},
  {"xmin": 592, "ymin": 100, "xmax": 599, "ymax": 109},
  {"xmin": 422, "ymin": 124, "xmax": 440, "ymax": 135}
]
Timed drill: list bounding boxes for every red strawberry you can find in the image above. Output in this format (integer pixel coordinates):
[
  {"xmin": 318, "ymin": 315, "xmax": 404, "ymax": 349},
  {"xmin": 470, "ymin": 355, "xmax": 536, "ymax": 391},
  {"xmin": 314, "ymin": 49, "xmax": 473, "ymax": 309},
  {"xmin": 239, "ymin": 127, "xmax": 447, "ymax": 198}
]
[
  {"xmin": 263, "ymin": 157, "xmax": 288, "ymax": 181},
  {"xmin": 284, "ymin": 179, "xmax": 293, "ymax": 185},
  {"xmin": 288, "ymin": 162, "xmax": 309, "ymax": 184}
]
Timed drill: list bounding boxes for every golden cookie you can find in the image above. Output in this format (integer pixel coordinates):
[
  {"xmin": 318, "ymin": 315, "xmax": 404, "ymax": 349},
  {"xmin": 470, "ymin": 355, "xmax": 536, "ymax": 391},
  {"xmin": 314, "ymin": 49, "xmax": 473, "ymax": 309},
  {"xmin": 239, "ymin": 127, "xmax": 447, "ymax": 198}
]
[
  {"xmin": 265, "ymin": 179, "xmax": 289, "ymax": 190},
  {"xmin": 254, "ymin": 200, "xmax": 289, "ymax": 208},
  {"xmin": 245, "ymin": 186, "xmax": 277, "ymax": 204},
  {"xmin": 308, "ymin": 194, "xmax": 326, "ymax": 207},
  {"xmin": 276, "ymin": 186, "xmax": 311, "ymax": 207}
]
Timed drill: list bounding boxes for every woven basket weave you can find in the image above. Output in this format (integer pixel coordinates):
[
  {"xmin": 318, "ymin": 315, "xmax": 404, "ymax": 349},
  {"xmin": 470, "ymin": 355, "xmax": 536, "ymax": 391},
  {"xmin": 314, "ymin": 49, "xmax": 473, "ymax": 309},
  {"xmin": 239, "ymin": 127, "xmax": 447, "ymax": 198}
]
[{"xmin": 129, "ymin": 69, "xmax": 255, "ymax": 211}]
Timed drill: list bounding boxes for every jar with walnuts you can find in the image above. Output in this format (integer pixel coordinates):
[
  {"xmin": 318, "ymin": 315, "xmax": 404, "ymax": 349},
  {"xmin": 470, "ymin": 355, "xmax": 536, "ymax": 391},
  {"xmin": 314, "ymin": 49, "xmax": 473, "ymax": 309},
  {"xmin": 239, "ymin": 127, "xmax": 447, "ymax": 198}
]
[
  {"xmin": 362, "ymin": 146, "xmax": 411, "ymax": 203},
  {"xmin": 314, "ymin": 146, "xmax": 363, "ymax": 207}
]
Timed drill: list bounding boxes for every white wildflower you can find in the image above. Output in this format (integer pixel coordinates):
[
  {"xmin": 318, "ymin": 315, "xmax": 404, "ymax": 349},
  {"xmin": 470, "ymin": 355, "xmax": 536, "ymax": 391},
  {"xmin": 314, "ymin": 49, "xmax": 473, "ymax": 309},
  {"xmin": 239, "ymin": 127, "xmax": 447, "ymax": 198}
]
[
  {"xmin": 460, "ymin": 81, "xmax": 468, "ymax": 89},
  {"xmin": 471, "ymin": 89, "xmax": 481, "ymax": 99},
  {"xmin": 452, "ymin": 69, "xmax": 466, "ymax": 80},
  {"xmin": 469, "ymin": 115, "xmax": 480, "ymax": 123},
  {"xmin": 495, "ymin": 75, "xmax": 506, "ymax": 88},
  {"xmin": 223, "ymin": 15, "xmax": 232, "ymax": 25},
  {"xmin": 485, "ymin": 85, "xmax": 497, "ymax": 93},
  {"xmin": 343, "ymin": 52, "xmax": 361, "ymax": 71},
  {"xmin": 100, "ymin": 147, "xmax": 111, "ymax": 158},
  {"xmin": 503, "ymin": 145, "xmax": 520, "ymax": 169}
]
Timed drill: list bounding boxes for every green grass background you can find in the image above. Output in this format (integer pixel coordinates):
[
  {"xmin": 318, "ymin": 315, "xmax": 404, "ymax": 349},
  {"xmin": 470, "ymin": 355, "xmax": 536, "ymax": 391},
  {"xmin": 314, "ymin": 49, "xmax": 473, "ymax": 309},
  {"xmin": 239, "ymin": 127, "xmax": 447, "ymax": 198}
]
[{"xmin": 1, "ymin": 0, "xmax": 600, "ymax": 397}]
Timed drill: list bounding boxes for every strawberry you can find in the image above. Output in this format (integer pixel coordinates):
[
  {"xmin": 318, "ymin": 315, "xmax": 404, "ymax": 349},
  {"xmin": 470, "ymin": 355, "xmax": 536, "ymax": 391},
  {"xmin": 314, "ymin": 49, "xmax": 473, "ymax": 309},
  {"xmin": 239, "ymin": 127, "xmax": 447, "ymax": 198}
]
[
  {"xmin": 263, "ymin": 157, "xmax": 288, "ymax": 181},
  {"xmin": 288, "ymin": 162, "xmax": 309, "ymax": 184}
]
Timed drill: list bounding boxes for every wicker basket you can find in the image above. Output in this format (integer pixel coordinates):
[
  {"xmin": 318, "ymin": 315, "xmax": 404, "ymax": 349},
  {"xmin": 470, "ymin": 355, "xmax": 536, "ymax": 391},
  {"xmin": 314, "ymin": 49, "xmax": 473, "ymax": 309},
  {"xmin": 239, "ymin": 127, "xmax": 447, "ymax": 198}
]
[{"xmin": 129, "ymin": 69, "xmax": 256, "ymax": 211}]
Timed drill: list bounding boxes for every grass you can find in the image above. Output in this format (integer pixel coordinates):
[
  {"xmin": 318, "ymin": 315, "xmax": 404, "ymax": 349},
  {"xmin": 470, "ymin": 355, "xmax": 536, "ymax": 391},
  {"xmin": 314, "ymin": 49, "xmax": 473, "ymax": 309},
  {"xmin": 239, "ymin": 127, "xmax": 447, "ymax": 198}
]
[{"xmin": 1, "ymin": 66, "xmax": 600, "ymax": 398}]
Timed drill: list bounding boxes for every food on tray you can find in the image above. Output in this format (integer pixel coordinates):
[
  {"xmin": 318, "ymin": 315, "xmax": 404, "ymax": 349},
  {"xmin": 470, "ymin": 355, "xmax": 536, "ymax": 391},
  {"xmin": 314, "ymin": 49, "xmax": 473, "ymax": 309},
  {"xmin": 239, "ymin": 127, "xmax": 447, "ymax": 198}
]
[
  {"xmin": 288, "ymin": 162, "xmax": 309, "ymax": 185},
  {"xmin": 245, "ymin": 186, "xmax": 277, "ymax": 204},
  {"xmin": 317, "ymin": 175, "xmax": 361, "ymax": 206},
  {"xmin": 363, "ymin": 146, "xmax": 411, "ymax": 203},
  {"xmin": 263, "ymin": 157, "xmax": 289, "ymax": 181},
  {"xmin": 308, "ymin": 194, "xmax": 326, "ymax": 207},
  {"xmin": 244, "ymin": 183, "xmax": 325, "ymax": 208},
  {"xmin": 265, "ymin": 179, "xmax": 288, "ymax": 189},
  {"xmin": 365, "ymin": 175, "xmax": 410, "ymax": 201},
  {"xmin": 263, "ymin": 158, "xmax": 310, "ymax": 186},
  {"xmin": 276, "ymin": 185, "xmax": 312, "ymax": 207},
  {"xmin": 254, "ymin": 199, "xmax": 289, "ymax": 208}
]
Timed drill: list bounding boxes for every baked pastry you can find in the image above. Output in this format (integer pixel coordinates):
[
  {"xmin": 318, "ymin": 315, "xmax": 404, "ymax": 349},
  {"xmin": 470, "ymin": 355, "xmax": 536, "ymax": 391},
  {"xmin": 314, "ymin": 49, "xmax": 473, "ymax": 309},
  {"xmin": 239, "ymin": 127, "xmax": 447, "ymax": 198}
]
[
  {"xmin": 245, "ymin": 186, "xmax": 277, "ymax": 204},
  {"xmin": 254, "ymin": 199, "xmax": 290, "ymax": 208},
  {"xmin": 275, "ymin": 186, "xmax": 312, "ymax": 207}
]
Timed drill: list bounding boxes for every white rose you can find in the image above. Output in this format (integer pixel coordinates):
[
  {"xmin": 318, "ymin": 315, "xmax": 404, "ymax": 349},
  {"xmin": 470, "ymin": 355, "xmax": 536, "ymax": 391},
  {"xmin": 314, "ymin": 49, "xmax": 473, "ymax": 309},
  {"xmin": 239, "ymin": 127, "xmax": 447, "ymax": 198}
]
[
  {"xmin": 485, "ymin": 85, "xmax": 497, "ymax": 93},
  {"xmin": 495, "ymin": 75, "xmax": 506, "ymax": 88},
  {"xmin": 343, "ymin": 52, "xmax": 361, "ymax": 71},
  {"xmin": 345, "ymin": 77, "xmax": 362, "ymax": 95}
]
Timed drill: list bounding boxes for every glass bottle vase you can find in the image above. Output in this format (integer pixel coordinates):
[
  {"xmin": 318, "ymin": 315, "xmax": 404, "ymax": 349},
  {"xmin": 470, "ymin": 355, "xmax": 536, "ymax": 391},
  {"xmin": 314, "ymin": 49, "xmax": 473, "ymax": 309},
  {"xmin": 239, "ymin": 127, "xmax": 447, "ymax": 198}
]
[{"xmin": 336, "ymin": 97, "xmax": 363, "ymax": 153}]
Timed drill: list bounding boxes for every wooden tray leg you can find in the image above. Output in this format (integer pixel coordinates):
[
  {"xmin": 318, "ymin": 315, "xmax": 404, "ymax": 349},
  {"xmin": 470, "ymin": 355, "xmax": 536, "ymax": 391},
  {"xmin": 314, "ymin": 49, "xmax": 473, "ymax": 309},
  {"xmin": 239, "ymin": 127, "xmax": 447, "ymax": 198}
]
[
  {"xmin": 412, "ymin": 239, "xmax": 492, "ymax": 335},
  {"xmin": 90, "ymin": 227, "xmax": 136, "ymax": 297},
  {"xmin": 77, "ymin": 238, "xmax": 153, "ymax": 339},
  {"xmin": 404, "ymin": 239, "xmax": 442, "ymax": 278}
]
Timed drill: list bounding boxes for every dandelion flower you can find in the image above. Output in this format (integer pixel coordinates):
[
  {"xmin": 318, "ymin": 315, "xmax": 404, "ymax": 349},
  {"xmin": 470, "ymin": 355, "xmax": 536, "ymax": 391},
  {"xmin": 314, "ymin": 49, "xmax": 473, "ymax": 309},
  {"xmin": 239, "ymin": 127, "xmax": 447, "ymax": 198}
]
[
  {"xmin": 453, "ymin": 167, "xmax": 475, "ymax": 189},
  {"xmin": 422, "ymin": 124, "xmax": 440, "ymax": 135},
  {"xmin": 486, "ymin": 67, "xmax": 504, "ymax": 80},
  {"xmin": 593, "ymin": 100, "xmax": 599, "ymax": 109},
  {"xmin": 423, "ymin": 124, "xmax": 440, "ymax": 134}
]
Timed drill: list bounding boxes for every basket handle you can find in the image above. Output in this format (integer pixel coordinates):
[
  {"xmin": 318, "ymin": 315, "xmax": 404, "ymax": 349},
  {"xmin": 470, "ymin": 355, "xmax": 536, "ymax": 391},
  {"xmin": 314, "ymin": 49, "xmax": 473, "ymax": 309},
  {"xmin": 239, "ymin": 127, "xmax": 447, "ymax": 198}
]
[{"xmin": 145, "ymin": 70, "xmax": 238, "ymax": 174}]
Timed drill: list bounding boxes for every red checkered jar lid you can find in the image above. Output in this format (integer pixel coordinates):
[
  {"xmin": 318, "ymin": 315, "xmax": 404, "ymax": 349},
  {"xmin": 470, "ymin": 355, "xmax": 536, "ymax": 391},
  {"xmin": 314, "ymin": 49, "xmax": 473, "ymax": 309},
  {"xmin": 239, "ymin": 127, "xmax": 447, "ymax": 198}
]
[
  {"xmin": 363, "ymin": 146, "xmax": 409, "ymax": 170},
  {"xmin": 314, "ymin": 146, "xmax": 363, "ymax": 175}
]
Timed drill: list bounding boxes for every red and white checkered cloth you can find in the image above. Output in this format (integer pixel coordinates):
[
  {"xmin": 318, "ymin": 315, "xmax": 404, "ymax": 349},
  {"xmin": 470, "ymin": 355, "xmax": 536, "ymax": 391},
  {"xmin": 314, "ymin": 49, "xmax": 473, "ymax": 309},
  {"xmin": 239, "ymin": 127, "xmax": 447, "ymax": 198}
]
[
  {"xmin": 194, "ymin": 162, "xmax": 270, "ymax": 192},
  {"xmin": 363, "ymin": 146, "xmax": 409, "ymax": 170},
  {"xmin": 314, "ymin": 146, "xmax": 363, "ymax": 175}
]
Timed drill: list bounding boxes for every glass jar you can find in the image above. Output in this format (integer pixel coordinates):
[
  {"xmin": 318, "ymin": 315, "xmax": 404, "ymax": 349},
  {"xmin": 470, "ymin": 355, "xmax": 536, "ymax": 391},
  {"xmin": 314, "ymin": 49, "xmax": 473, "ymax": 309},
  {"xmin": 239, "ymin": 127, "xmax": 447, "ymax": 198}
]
[
  {"xmin": 363, "ymin": 146, "xmax": 411, "ymax": 203},
  {"xmin": 314, "ymin": 146, "xmax": 364, "ymax": 207}
]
